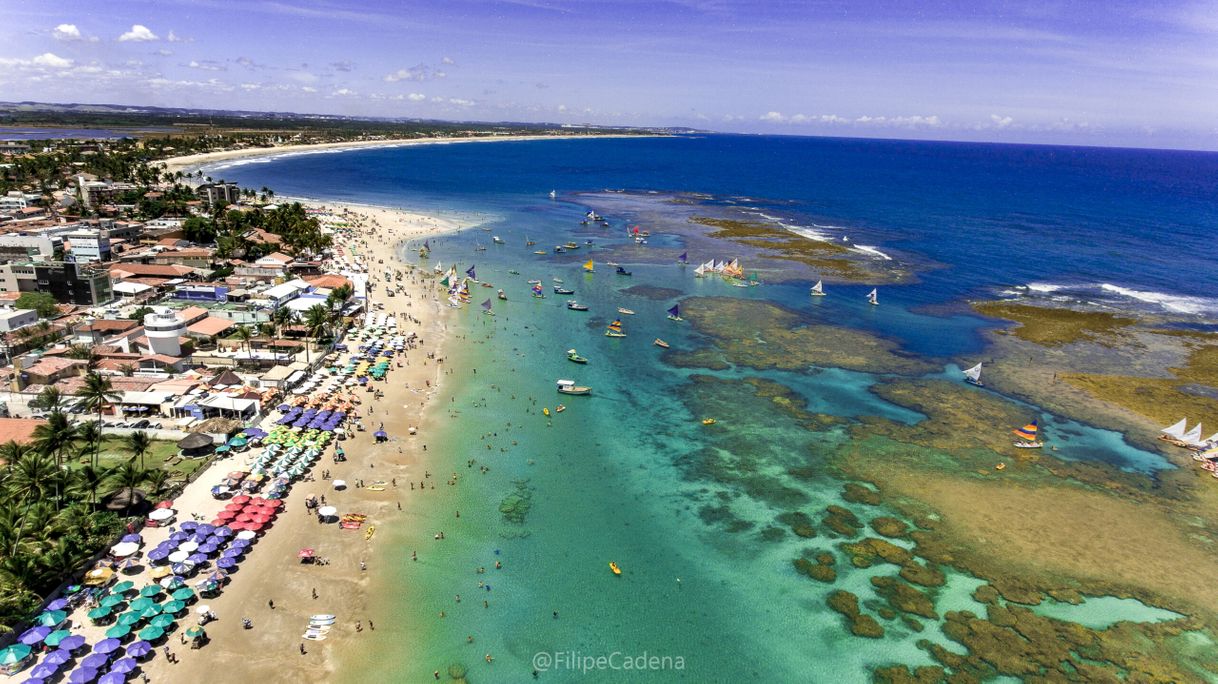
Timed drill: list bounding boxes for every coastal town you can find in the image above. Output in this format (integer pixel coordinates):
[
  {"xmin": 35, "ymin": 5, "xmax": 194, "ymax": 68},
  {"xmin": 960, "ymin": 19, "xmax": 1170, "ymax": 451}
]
[{"xmin": 0, "ymin": 128, "xmax": 484, "ymax": 681}]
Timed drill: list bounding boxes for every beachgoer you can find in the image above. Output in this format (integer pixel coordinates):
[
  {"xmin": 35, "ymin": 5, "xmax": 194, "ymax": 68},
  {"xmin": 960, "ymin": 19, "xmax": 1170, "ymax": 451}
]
[
  {"xmin": 300, "ymin": 643, "xmax": 306, "ymax": 655},
  {"xmin": 268, "ymin": 599, "xmax": 275, "ymax": 609}
]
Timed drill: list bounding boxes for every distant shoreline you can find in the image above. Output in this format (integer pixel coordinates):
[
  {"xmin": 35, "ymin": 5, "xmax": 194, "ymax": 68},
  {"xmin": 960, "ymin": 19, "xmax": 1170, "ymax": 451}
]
[{"xmin": 160, "ymin": 133, "xmax": 656, "ymax": 175}]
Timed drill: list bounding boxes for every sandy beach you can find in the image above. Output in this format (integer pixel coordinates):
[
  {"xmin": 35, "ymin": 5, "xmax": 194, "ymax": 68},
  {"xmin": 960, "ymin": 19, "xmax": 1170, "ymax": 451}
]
[
  {"xmin": 160, "ymin": 133, "xmax": 645, "ymax": 176},
  {"xmin": 112, "ymin": 201, "xmax": 468, "ymax": 682}
]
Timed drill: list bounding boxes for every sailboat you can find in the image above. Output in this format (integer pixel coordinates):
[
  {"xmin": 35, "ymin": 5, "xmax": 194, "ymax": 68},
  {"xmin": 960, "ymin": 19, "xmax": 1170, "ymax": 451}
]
[
  {"xmin": 1182, "ymin": 423, "xmax": 1204, "ymax": 448},
  {"xmin": 481, "ymin": 299, "xmax": 495, "ymax": 316},
  {"xmin": 549, "ymin": 190, "xmax": 557, "ymax": 200},
  {"xmin": 867, "ymin": 288, "xmax": 879, "ymax": 306},
  {"xmin": 605, "ymin": 319, "xmax": 626, "ymax": 338},
  {"xmin": 963, "ymin": 363, "xmax": 983, "ymax": 386},
  {"xmin": 583, "ymin": 259, "xmax": 595, "ymax": 273},
  {"xmin": 810, "ymin": 280, "xmax": 826, "ymax": 296},
  {"xmin": 1013, "ymin": 420, "xmax": 1043, "ymax": 449},
  {"xmin": 531, "ymin": 283, "xmax": 545, "ymax": 299},
  {"xmin": 693, "ymin": 262, "xmax": 707, "ymax": 278},
  {"xmin": 677, "ymin": 252, "xmax": 688, "ymax": 265},
  {"xmin": 667, "ymin": 304, "xmax": 683, "ymax": 322},
  {"xmin": 1160, "ymin": 418, "xmax": 1189, "ymax": 445},
  {"xmin": 497, "ymin": 289, "xmax": 507, "ymax": 301},
  {"xmin": 492, "ymin": 236, "xmax": 504, "ymax": 244}
]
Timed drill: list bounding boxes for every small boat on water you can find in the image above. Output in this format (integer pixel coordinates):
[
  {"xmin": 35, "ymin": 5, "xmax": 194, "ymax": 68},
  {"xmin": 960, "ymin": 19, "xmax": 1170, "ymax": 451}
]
[
  {"xmin": 617, "ymin": 308, "xmax": 635, "ymax": 315},
  {"xmin": 554, "ymin": 246, "xmax": 565, "ymax": 253},
  {"xmin": 481, "ymin": 299, "xmax": 495, "ymax": 316},
  {"xmin": 616, "ymin": 266, "xmax": 632, "ymax": 276},
  {"xmin": 1013, "ymin": 420, "xmax": 1043, "ymax": 449},
  {"xmin": 555, "ymin": 405, "xmax": 566, "ymax": 413},
  {"xmin": 533, "ymin": 250, "xmax": 547, "ymax": 255},
  {"xmin": 867, "ymin": 288, "xmax": 879, "ymax": 306},
  {"xmin": 566, "ymin": 300, "xmax": 589, "ymax": 311},
  {"xmin": 550, "ymin": 190, "xmax": 557, "ymax": 200},
  {"xmin": 583, "ymin": 259, "xmax": 595, "ymax": 273},
  {"xmin": 526, "ymin": 238, "xmax": 536, "ymax": 246},
  {"xmin": 508, "ymin": 269, "xmax": 520, "ymax": 275},
  {"xmin": 553, "ymin": 277, "xmax": 563, "ymax": 283},
  {"xmin": 556, "ymin": 379, "xmax": 591, "ymax": 395},
  {"xmin": 531, "ymin": 283, "xmax": 545, "ymax": 299},
  {"xmin": 963, "ymin": 362, "xmax": 984, "ymax": 386},
  {"xmin": 543, "ymin": 407, "xmax": 550, "ymax": 417},
  {"xmin": 567, "ymin": 349, "xmax": 588, "ymax": 364},
  {"xmin": 497, "ymin": 289, "xmax": 507, "ymax": 301},
  {"xmin": 606, "ymin": 261, "xmax": 620, "ymax": 267},
  {"xmin": 702, "ymin": 418, "xmax": 716, "ymax": 426},
  {"xmin": 605, "ymin": 319, "xmax": 626, "ymax": 338},
  {"xmin": 476, "ymin": 244, "xmax": 487, "ymax": 251},
  {"xmin": 609, "ymin": 562, "xmax": 622, "ymax": 576},
  {"xmin": 667, "ymin": 304, "xmax": 683, "ymax": 322},
  {"xmin": 564, "ymin": 242, "xmax": 580, "ymax": 250},
  {"xmin": 810, "ymin": 280, "xmax": 826, "ymax": 296},
  {"xmin": 554, "ymin": 286, "xmax": 575, "ymax": 295},
  {"xmin": 492, "ymin": 236, "xmax": 504, "ymax": 244},
  {"xmin": 653, "ymin": 338, "xmax": 669, "ymax": 349}
]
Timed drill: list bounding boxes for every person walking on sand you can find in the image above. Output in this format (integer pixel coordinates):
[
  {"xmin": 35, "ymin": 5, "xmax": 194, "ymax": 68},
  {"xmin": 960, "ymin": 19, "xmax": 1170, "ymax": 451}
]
[
  {"xmin": 268, "ymin": 599, "xmax": 275, "ymax": 609},
  {"xmin": 300, "ymin": 643, "xmax": 306, "ymax": 655}
]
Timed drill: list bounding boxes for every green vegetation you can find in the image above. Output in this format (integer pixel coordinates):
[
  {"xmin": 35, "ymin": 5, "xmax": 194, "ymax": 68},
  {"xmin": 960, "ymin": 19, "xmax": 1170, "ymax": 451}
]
[
  {"xmin": 973, "ymin": 301, "xmax": 1136, "ymax": 346},
  {"xmin": 14, "ymin": 292, "xmax": 58, "ymax": 318}
]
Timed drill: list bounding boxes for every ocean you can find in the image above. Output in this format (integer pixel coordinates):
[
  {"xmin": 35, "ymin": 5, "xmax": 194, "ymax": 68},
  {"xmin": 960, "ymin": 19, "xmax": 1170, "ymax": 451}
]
[{"xmin": 213, "ymin": 135, "xmax": 1215, "ymax": 681}]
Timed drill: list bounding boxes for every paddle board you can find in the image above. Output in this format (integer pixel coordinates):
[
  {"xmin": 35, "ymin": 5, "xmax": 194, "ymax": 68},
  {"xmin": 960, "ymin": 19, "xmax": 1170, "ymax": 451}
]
[{"xmin": 310, "ymin": 614, "xmax": 336, "ymax": 621}]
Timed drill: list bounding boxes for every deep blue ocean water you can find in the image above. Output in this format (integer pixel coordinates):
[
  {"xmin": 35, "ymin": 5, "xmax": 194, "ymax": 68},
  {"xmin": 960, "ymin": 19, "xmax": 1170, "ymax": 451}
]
[{"xmin": 211, "ymin": 135, "xmax": 1215, "ymax": 681}]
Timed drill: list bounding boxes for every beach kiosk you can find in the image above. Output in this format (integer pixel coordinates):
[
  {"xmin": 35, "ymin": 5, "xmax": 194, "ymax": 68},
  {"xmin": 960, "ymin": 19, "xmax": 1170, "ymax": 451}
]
[{"xmin": 177, "ymin": 433, "xmax": 215, "ymax": 460}]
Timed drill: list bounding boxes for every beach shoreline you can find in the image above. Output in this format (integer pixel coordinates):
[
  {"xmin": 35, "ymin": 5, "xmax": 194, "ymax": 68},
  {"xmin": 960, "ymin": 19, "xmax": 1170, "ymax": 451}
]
[
  {"xmin": 128, "ymin": 200, "xmax": 469, "ymax": 682},
  {"xmin": 159, "ymin": 133, "xmax": 653, "ymax": 176}
]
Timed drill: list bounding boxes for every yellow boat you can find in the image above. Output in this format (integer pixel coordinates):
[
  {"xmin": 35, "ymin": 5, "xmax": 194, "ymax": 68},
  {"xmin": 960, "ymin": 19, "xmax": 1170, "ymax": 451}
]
[
  {"xmin": 702, "ymin": 418, "xmax": 716, "ymax": 426},
  {"xmin": 609, "ymin": 562, "xmax": 621, "ymax": 576},
  {"xmin": 543, "ymin": 407, "xmax": 550, "ymax": 417}
]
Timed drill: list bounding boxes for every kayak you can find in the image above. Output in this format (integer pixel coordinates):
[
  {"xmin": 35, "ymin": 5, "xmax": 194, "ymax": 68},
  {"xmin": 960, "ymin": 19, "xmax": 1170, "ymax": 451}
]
[{"xmin": 609, "ymin": 562, "xmax": 622, "ymax": 576}]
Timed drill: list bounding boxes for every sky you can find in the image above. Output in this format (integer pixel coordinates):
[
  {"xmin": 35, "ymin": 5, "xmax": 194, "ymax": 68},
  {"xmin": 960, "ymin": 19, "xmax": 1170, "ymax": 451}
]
[{"xmin": 1, "ymin": 0, "xmax": 1216, "ymax": 150}]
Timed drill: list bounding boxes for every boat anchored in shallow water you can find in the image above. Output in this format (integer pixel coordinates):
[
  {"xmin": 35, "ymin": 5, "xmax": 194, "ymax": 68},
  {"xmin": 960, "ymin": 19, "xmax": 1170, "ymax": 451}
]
[
  {"xmin": 554, "ymin": 285, "xmax": 575, "ymax": 295},
  {"xmin": 567, "ymin": 349, "xmax": 588, "ymax": 364},
  {"xmin": 1013, "ymin": 420, "xmax": 1043, "ymax": 449},
  {"xmin": 616, "ymin": 266, "xmax": 632, "ymax": 276},
  {"xmin": 666, "ymin": 304, "xmax": 683, "ymax": 322},
  {"xmin": 609, "ymin": 562, "xmax": 622, "ymax": 576},
  {"xmin": 963, "ymin": 362, "xmax": 983, "ymax": 386},
  {"xmin": 497, "ymin": 289, "xmax": 507, "ymax": 301},
  {"xmin": 605, "ymin": 319, "xmax": 626, "ymax": 337},
  {"xmin": 492, "ymin": 236, "xmax": 504, "ymax": 244},
  {"xmin": 556, "ymin": 379, "xmax": 591, "ymax": 395},
  {"xmin": 653, "ymin": 338, "xmax": 670, "ymax": 349},
  {"xmin": 566, "ymin": 300, "xmax": 589, "ymax": 311},
  {"xmin": 867, "ymin": 288, "xmax": 879, "ymax": 306},
  {"xmin": 810, "ymin": 280, "xmax": 826, "ymax": 296},
  {"xmin": 617, "ymin": 307, "xmax": 635, "ymax": 315}
]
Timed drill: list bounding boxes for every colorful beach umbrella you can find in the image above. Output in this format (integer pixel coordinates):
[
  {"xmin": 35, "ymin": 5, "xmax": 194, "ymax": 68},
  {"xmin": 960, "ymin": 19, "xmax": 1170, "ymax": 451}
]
[
  {"xmin": 184, "ymin": 625, "xmax": 206, "ymax": 639},
  {"xmin": 46, "ymin": 598, "xmax": 70, "ymax": 611},
  {"xmin": 0, "ymin": 643, "xmax": 30, "ymax": 665},
  {"xmin": 98, "ymin": 672, "xmax": 128, "ymax": 684},
  {"xmin": 33, "ymin": 610, "xmax": 67, "ymax": 626},
  {"xmin": 105, "ymin": 624, "xmax": 131, "ymax": 639},
  {"xmin": 87, "ymin": 606, "xmax": 112, "ymax": 621},
  {"xmin": 18, "ymin": 625, "xmax": 51, "ymax": 645},
  {"xmin": 67, "ymin": 666, "xmax": 99, "ymax": 683},
  {"xmin": 42, "ymin": 629, "xmax": 73, "ymax": 647},
  {"xmin": 58, "ymin": 635, "xmax": 86, "ymax": 651},
  {"xmin": 125, "ymin": 641, "xmax": 152, "ymax": 659},
  {"xmin": 30, "ymin": 661, "xmax": 61, "ymax": 679},
  {"xmin": 93, "ymin": 638, "xmax": 122, "ymax": 655},
  {"xmin": 148, "ymin": 614, "xmax": 174, "ymax": 629},
  {"xmin": 136, "ymin": 626, "xmax": 164, "ymax": 641},
  {"xmin": 110, "ymin": 656, "xmax": 137, "ymax": 674},
  {"xmin": 138, "ymin": 585, "xmax": 162, "ymax": 598}
]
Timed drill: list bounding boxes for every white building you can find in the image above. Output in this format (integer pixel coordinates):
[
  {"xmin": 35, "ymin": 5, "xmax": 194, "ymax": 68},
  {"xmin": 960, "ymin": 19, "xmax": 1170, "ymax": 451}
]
[
  {"xmin": 64, "ymin": 229, "xmax": 112, "ymax": 263},
  {"xmin": 143, "ymin": 307, "xmax": 186, "ymax": 357},
  {"xmin": 0, "ymin": 309, "xmax": 37, "ymax": 333}
]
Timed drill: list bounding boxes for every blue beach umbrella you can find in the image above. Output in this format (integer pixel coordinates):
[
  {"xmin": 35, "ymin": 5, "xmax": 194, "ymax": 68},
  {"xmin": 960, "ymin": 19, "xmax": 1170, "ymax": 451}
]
[
  {"xmin": 19, "ymin": 625, "xmax": 52, "ymax": 645},
  {"xmin": 110, "ymin": 656, "xmax": 137, "ymax": 674},
  {"xmin": 80, "ymin": 652, "xmax": 110, "ymax": 670},
  {"xmin": 46, "ymin": 598, "xmax": 71, "ymax": 611},
  {"xmin": 68, "ymin": 667, "xmax": 99, "ymax": 683},
  {"xmin": 124, "ymin": 641, "xmax": 152, "ymax": 659},
  {"xmin": 59, "ymin": 635, "xmax": 87, "ymax": 651},
  {"xmin": 98, "ymin": 672, "xmax": 128, "ymax": 684},
  {"xmin": 94, "ymin": 638, "xmax": 123, "ymax": 655},
  {"xmin": 43, "ymin": 649, "xmax": 73, "ymax": 666},
  {"xmin": 30, "ymin": 661, "xmax": 62, "ymax": 679}
]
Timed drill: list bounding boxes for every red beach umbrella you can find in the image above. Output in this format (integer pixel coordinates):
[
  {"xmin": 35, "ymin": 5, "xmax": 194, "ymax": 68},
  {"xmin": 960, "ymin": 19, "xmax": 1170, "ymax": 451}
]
[
  {"xmin": 154, "ymin": 500, "xmax": 175, "ymax": 509},
  {"xmin": 250, "ymin": 515, "xmax": 272, "ymax": 525},
  {"xmin": 231, "ymin": 495, "xmax": 250, "ymax": 505},
  {"xmin": 264, "ymin": 499, "xmax": 284, "ymax": 508},
  {"xmin": 224, "ymin": 502, "xmax": 245, "ymax": 512},
  {"xmin": 210, "ymin": 518, "xmax": 226, "ymax": 527},
  {"xmin": 215, "ymin": 510, "xmax": 237, "ymax": 521},
  {"xmin": 235, "ymin": 513, "xmax": 253, "ymax": 523},
  {"xmin": 245, "ymin": 522, "xmax": 265, "ymax": 532}
]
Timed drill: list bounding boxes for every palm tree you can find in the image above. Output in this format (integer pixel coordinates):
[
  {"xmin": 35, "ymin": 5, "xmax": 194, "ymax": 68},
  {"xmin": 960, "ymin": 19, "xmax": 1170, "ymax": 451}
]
[
  {"xmin": 73, "ymin": 462, "xmax": 111, "ymax": 507},
  {"xmin": 143, "ymin": 470, "xmax": 170, "ymax": 499},
  {"xmin": 2, "ymin": 446, "xmax": 56, "ymax": 507},
  {"xmin": 29, "ymin": 386, "xmax": 66, "ymax": 413},
  {"xmin": 107, "ymin": 462, "xmax": 150, "ymax": 516},
  {"xmin": 75, "ymin": 373, "xmax": 121, "ymax": 468},
  {"xmin": 76, "ymin": 420, "xmax": 101, "ymax": 464},
  {"xmin": 30, "ymin": 412, "xmax": 78, "ymax": 503},
  {"xmin": 232, "ymin": 325, "xmax": 253, "ymax": 361},
  {"xmin": 303, "ymin": 305, "xmax": 330, "ymax": 365},
  {"xmin": 126, "ymin": 431, "xmax": 151, "ymax": 469}
]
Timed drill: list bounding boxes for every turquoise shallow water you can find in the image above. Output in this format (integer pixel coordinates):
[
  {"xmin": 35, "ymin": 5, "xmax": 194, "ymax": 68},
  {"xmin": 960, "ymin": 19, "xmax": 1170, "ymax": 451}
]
[{"xmin": 211, "ymin": 138, "xmax": 1215, "ymax": 681}]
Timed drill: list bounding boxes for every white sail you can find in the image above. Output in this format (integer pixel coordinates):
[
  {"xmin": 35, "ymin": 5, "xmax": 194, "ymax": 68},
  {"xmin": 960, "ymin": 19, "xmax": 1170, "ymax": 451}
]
[
  {"xmin": 1203, "ymin": 432, "xmax": 1218, "ymax": 446},
  {"xmin": 1182, "ymin": 423, "xmax": 1203, "ymax": 445},
  {"xmin": 433, "ymin": 261, "xmax": 443, "ymax": 273},
  {"xmin": 694, "ymin": 264, "xmax": 706, "ymax": 276},
  {"xmin": 867, "ymin": 288, "xmax": 878, "ymax": 305},
  {"xmin": 1161, "ymin": 418, "xmax": 1188, "ymax": 439},
  {"xmin": 810, "ymin": 280, "xmax": 824, "ymax": 295},
  {"xmin": 963, "ymin": 363, "xmax": 982, "ymax": 382}
]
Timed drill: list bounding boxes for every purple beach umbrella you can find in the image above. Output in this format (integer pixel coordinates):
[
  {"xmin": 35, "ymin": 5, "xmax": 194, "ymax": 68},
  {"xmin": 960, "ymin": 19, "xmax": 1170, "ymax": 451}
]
[
  {"xmin": 146, "ymin": 549, "xmax": 169, "ymax": 562},
  {"xmin": 216, "ymin": 557, "xmax": 237, "ymax": 569},
  {"xmin": 168, "ymin": 532, "xmax": 188, "ymax": 542},
  {"xmin": 171, "ymin": 563, "xmax": 194, "ymax": 576},
  {"xmin": 120, "ymin": 534, "xmax": 141, "ymax": 544},
  {"xmin": 44, "ymin": 649, "xmax": 74, "ymax": 665},
  {"xmin": 93, "ymin": 639, "xmax": 122, "ymax": 655},
  {"xmin": 179, "ymin": 521, "xmax": 198, "ymax": 532},
  {"xmin": 59, "ymin": 635, "xmax": 87, "ymax": 651},
  {"xmin": 81, "ymin": 652, "xmax": 111, "ymax": 669},
  {"xmin": 46, "ymin": 598, "xmax": 71, "ymax": 611},
  {"xmin": 98, "ymin": 672, "xmax": 128, "ymax": 684},
  {"xmin": 125, "ymin": 641, "xmax": 152, "ymax": 659},
  {"xmin": 30, "ymin": 662, "xmax": 62, "ymax": 678},
  {"xmin": 196, "ymin": 524, "xmax": 215, "ymax": 535},
  {"xmin": 109, "ymin": 656, "xmax": 137, "ymax": 674},
  {"xmin": 187, "ymin": 553, "xmax": 208, "ymax": 564},
  {"xmin": 68, "ymin": 667, "xmax": 99, "ymax": 684},
  {"xmin": 19, "ymin": 625, "xmax": 52, "ymax": 645},
  {"xmin": 215, "ymin": 526, "xmax": 234, "ymax": 538},
  {"xmin": 221, "ymin": 548, "xmax": 242, "ymax": 558}
]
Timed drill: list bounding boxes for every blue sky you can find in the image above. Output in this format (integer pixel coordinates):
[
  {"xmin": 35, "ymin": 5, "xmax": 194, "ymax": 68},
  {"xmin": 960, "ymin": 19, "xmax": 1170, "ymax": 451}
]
[{"xmin": 1, "ymin": 0, "xmax": 1216, "ymax": 149}]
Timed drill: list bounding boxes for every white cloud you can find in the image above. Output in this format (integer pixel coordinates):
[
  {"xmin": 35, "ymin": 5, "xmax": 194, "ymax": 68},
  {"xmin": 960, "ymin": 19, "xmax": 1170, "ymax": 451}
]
[
  {"xmin": 240, "ymin": 83, "xmax": 260, "ymax": 91},
  {"xmin": 384, "ymin": 63, "xmax": 447, "ymax": 82},
  {"xmin": 52, "ymin": 24, "xmax": 82, "ymax": 41},
  {"xmin": 760, "ymin": 111, "xmax": 785, "ymax": 123},
  {"xmin": 448, "ymin": 98, "xmax": 474, "ymax": 106},
  {"xmin": 155, "ymin": 49, "xmax": 173, "ymax": 56},
  {"xmin": 33, "ymin": 53, "xmax": 73, "ymax": 68},
  {"xmin": 119, "ymin": 24, "xmax": 158, "ymax": 42},
  {"xmin": 441, "ymin": 56, "xmax": 455, "ymax": 65},
  {"xmin": 332, "ymin": 88, "xmax": 356, "ymax": 96},
  {"xmin": 187, "ymin": 60, "xmax": 225, "ymax": 72},
  {"xmin": 301, "ymin": 86, "xmax": 317, "ymax": 93},
  {"xmin": 557, "ymin": 104, "xmax": 567, "ymax": 112},
  {"xmin": 407, "ymin": 92, "xmax": 426, "ymax": 101},
  {"xmin": 990, "ymin": 114, "xmax": 1014, "ymax": 128},
  {"xmin": 167, "ymin": 30, "xmax": 188, "ymax": 43}
]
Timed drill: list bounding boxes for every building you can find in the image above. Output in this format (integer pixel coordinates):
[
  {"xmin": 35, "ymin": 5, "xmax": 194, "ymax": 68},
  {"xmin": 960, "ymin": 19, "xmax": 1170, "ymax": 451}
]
[
  {"xmin": 0, "ymin": 233, "xmax": 62, "ymax": 261},
  {"xmin": 173, "ymin": 282, "xmax": 228, "ymax": 303},
  {"xmin": 197, "ymin": 182, "xmax": 241, "ymax": 207},
  {"xmin": 64, "ymin": 228, "xmax": 112, "ymax": 263},
  {"xmin": 0, "ymin": 309, "xmax": 37, "ymax": 333},
  {"xmin": 32, "ymin": 262, "xmax": 113, "ymax": 306},
  {"xmin": 76, "ymin": 176, "xmax": 137, "ymax": 210},
  {"xmin": 0, "ymin": 192, "xmax": 28, "ymax": 213},
  {"xmin": 257, "ymin": 279, "xmax": 309, "ymax": 309},
  {"xmin": 143, "ymin": 307, "xmax": 186, "ymax": 357}
]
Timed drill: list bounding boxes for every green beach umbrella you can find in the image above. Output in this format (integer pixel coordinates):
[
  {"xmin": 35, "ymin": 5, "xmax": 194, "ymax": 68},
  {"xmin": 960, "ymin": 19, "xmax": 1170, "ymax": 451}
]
[
  {"xmin": 111, "ymin": 581, "xmax": 135, "ymax": 594},
  {"xmin": 161, "ymin": 600, "xmax": 186, "ymax": 615},
  {"xmin": 42, "ymin": 629, "xmax": 72, "ymax": 647},
  {"xmin": 34, "ymin": 610, "xmax": 67, "ymax": 626},
  {"xmin": 170, "ymin": 587, "xmax": 195, "ymax": 602},
  {"xmin": 149, "ymin": 614, "xmax": 174, "ymax": 629},
  {"xmin": 128, "ymin": 597, "xmax": 154, "ymax": 612},
  {"xmin": 105, "ymin": 624, "xmax": 131, "ymax": 639},
  {"xmin": 184, "ymin": 626, "xmax": 205, "ymax": 639},
  {"xmin": 139, "ymin": 585, "xmax": 162, "ymax": 598},
  {"xmin": 139, "ymin": 605, "xmax": 161, "ymax": 619},
  {"xmin": 86, "ymin": 607, "xmax": 112, "ymax": 622},
  {"xmin": 136, "ymin": 625, "xmax": 164, "ymax": 641},
  {"xmin": 0, "ymin": 644, "xmax": 30, "ymax": 665},
  {"xmin": 100, "ymin": 594, "xmax": 125, "ymax": 608},
  {"xmin": 116, "ymin": 612, "xmax": 142, "ymax": 627}
]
